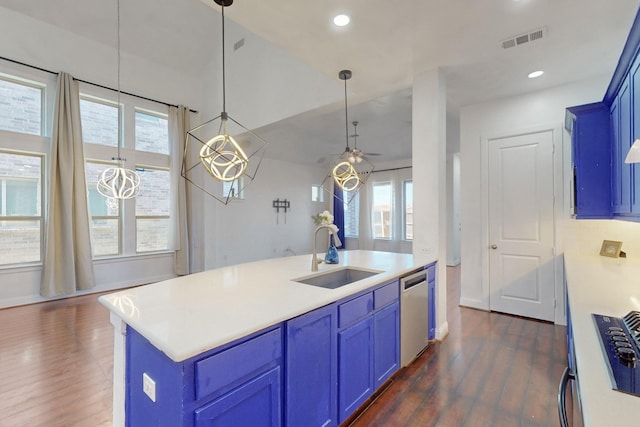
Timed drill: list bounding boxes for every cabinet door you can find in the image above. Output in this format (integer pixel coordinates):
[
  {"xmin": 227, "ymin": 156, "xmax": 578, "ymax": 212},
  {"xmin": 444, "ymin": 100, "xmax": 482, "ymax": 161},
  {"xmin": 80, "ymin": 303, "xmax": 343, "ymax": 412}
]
[
  {"xmin": 338, "ymin": 316, "xmax": 374, "ymax": 424},
  {"xmin": 194, "ymin": 366, "xmax": 281, "ymax": 427},
  {"xmin": 613, "ymin": 77, "xmax": 632, "ymax": 214},
  {"xmin": 632, "ymin": 56, "xmax": 640, "ymax": 213},
  {"xmin": 428, "ymin": 279, "xmax": 436, "ymax": 340},
  {"xmin": 285, "ymin": 304, "xmax": 338, "ymax": 427},
  {"xmin": 373, "ymin": 301, "xmax": 399, "ymax": 388}
]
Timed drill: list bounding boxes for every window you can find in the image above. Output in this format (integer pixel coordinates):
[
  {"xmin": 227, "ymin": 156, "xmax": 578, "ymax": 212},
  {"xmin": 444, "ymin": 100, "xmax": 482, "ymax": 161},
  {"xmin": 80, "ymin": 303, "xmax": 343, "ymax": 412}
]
[
  {"xmin": 403, "ymin": 180, "xmax": 413, "ymax": 240},
  {"xmin": 343, "ymin": 190, "xmax": 359, "ymax": 237},
  {"xmin": 80, "ymin": 97, "xmax": 118, "ymax": 147},
  {"xmin": 311, "ymin": 185, "xmax": 324, "ymax": 202},
  {"xmin": 223, "ymin": 178, "xmax": 243, "ymax": 199},
  {"xmin": 85, "ymin": 161, "xmax": 120, "ymax": 256},
  {"xmin": 372, "ymin": 181, "xmax": 392, "ymax": 239},
  {"xmin": 0, "ymin": 151, "xmax": 43, "ymax": 265},
  {"xmin": 81, "ymin": 88, "xmax": 172, "ymax": 258},
  {"xmin": 136, "ymin": 167, "xmax": 171, "ymax": 252},
  {"xmin": 135, "ymin": 110, "xmax": 169, "ymax": 154},
  {"xmin": 0, "ymin": 76, "xmax": 43, "ymax": 136}
]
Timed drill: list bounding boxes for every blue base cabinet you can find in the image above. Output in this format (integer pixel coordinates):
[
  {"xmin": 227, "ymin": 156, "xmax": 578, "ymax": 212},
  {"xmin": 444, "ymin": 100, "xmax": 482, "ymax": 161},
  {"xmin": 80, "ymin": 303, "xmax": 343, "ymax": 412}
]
[
  {"xmin": 285, "ymin": 304, "xmax": 338, "ymax": 427},
  {"xmin": 337, "ymin": 280, "xmax": 400, "ymax": 424},
  {"xmin": 124, "ymin": 279, "xmax": 404, "ymax": 427},
  {"xmin": 125, "ymin": 326, "xmax": 283, "ymax": 427}
]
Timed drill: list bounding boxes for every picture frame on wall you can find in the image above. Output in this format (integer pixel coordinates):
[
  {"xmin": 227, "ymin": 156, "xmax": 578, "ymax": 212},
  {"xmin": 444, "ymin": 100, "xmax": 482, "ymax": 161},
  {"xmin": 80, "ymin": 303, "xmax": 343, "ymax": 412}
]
[{"xmin": 599, "ymin": 240, "xmax": 624, "ymax": 258}]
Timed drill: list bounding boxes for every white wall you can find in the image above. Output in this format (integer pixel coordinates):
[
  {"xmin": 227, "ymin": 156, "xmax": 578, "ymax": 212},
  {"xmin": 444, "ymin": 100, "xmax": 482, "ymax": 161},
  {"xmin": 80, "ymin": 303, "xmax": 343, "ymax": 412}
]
[
  {"xmin": 207, "ymin": 157, "xmax": 330, "ymax": 269},
  {"xmin": 459, "ymin": 75, "xmax": 610, "ymax": 323}
]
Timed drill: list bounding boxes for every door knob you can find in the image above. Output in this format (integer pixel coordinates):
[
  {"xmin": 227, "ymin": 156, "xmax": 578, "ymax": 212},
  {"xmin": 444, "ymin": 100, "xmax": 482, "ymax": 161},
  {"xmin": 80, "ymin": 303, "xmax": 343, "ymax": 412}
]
[{"xmin": 491, "ymin": 244, "xmax": 497, "ymax": 249}]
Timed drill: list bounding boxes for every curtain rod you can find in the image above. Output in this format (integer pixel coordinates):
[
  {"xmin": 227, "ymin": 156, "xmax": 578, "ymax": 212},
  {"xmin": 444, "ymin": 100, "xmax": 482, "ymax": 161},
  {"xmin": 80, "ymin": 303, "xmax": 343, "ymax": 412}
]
[
  {"xmin": 371, "ymin": 166, "xmax": 412, "ymax": 173},
  {"xmin": 0, "ymin": 55, "xmax": 198, "ymax": 114}
]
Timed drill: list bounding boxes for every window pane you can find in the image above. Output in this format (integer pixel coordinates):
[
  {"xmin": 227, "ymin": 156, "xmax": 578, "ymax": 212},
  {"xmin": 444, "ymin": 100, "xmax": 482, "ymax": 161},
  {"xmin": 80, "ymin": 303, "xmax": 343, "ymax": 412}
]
[
  {"xmin": 135, "ymin": 111, "xmax": 169, "ymax": 154},
  {"xmin": 80, "ymin": 98, "xmax": 118, "ymax": 146},
  {"xmin": 137, "ymin": 218, "xmax": 169, "ymax": 252},
  {"xmin": 85, "ymin": 162, "xmax": 120, "ymax": 216},
  {"xmin": 404, "ymin": 180, "xmax": 413, "ymax": 240},
  {"xmin": 0, "ymin": 152, "xmax": 42, "ymax": 216},
  {"xmin": 90, "ymin": 219, "xmax": 119, "ymax": 256},
  {"xmin": 0, "ymin": 219, "xmax": 41, "ymax": 265},
  {"xmin": 372, "ymin": 182, "xmax": 392, "ymax": 239},
  {"xmin": 311, "ymin": 185, "xmax": 324, "ymax": 202},
  {"xmin": 343, "ymin": 190, "xmax": 359, "ymax": 237},
  {"xmin": 222, "ymin": 178, "xmax": 242, "ymax": 199},
  {"xmin": 136, "ymin": 168, "xmax": 170, "ymax": 216},
  {"xmin": 0, "ymin": 78, "xmax": 42, "ymax": 135}
]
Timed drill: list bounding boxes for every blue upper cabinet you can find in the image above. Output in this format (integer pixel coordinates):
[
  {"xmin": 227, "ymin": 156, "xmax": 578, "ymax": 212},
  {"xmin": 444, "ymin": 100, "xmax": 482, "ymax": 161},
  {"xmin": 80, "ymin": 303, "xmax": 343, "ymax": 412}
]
[
  {"xmin": 569, "ymin": 6, "xmax": 640, "ymax": 222},
  {"xmin": 565, "ymin": 103, "xmax": 612, "ymax": 219}
]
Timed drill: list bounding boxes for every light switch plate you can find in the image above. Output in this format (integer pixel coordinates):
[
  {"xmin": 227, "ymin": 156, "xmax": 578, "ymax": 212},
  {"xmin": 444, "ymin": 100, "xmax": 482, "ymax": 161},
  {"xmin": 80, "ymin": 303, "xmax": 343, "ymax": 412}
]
[{"xmin": 142, "ymin": 372, "xmax": 156, "ymax": 402}]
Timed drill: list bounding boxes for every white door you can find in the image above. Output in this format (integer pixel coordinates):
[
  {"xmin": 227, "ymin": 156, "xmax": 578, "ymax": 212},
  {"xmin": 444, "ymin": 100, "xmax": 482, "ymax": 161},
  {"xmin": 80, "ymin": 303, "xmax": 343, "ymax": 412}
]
[{"xmin": 488, "ymin": 130, "xmax": 555, "ymax": 321}]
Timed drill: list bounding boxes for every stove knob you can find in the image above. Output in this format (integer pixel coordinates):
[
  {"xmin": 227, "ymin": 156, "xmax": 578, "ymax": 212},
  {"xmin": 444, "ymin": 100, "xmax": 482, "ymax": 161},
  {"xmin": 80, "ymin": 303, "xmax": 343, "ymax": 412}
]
[
  {"xmin": 609, "ymin": 326, "xmax": 624, "ymax": 332},
  {"xmin": 617, "ymin": 347, "xmax": 637, "ymax": 367},
  {"xmin": 615, "ymin": 341, "xmax": 633, "ymax": 349},
  {"xmin": 612, "ymin": 335, "xmax": 630, "ymax": 342}
]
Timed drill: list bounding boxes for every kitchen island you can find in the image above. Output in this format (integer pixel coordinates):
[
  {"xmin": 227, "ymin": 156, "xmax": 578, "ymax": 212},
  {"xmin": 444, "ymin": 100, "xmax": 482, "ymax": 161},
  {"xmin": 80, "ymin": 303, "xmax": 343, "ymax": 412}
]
[
  {"xmin": 100, "ymin": 250, "xmax": 432, "ymax": 427},
  {"xmin": 563, "ymin": 251, "xmax": 640, "ymax": 426}
]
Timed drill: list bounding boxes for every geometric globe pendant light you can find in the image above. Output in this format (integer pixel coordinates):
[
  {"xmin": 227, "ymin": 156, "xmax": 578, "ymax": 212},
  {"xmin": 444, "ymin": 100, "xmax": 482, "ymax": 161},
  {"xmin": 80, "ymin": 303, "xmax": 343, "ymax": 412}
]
[
  {"xmin": 322, "ymin": 69, "xmax": 374, "ymax": 204},
  {"xmin": 182, "ymin": 0, "xmax": 267, "ymax": 205},
  {"xmin": 97, "ymin": 0, "xmax": 141, "ymax": 206}
]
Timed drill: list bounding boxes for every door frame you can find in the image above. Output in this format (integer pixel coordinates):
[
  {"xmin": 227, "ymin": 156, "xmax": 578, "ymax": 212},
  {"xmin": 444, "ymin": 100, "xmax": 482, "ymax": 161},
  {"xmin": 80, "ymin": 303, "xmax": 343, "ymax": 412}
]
[{"xmin": 480, "ymin": 123, "xmax": 565, "ymax": 324}]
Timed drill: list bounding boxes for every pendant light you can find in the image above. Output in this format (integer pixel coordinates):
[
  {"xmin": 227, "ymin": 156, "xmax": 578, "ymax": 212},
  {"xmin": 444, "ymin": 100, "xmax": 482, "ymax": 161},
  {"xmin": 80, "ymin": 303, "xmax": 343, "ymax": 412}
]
[
  {"xmin": 182, "ymin": 0, "xmax": 268, "ymax": 205},
  {"xmin": 326, "ymin": 70, "xmax": 374, "ymax": 198},
  {"xmin": 97, "ymin": 0, "xmax": 141, "ymax": 206}
]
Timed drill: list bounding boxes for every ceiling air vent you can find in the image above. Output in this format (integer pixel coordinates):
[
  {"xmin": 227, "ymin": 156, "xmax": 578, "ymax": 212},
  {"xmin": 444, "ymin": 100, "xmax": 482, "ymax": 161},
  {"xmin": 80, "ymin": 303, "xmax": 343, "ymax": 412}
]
[{"xmin": 501, "ymin": 27, "xmax": 547, "ymax": 49}]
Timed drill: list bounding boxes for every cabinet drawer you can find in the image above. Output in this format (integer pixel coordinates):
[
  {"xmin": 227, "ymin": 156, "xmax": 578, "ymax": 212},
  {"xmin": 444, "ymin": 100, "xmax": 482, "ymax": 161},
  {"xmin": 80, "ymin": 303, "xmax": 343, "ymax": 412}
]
[
  {"xmin": 195, "ymin": 328, "xmax": 281, "ymax": 400},
  {"xmin": 374, "ymin": 281, "xmax": 399, "ymax": 309},
  {"xmin": 339, "ymin": 293, "xmax": 373, "ymax": 328}
]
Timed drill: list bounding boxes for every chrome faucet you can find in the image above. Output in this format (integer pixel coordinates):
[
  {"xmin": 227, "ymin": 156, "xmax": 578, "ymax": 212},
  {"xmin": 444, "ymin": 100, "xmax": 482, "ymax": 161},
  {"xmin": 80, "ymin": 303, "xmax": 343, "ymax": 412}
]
[{"xmin": 311, "ymin": 224, "xmax": 341, "ymax": 272}]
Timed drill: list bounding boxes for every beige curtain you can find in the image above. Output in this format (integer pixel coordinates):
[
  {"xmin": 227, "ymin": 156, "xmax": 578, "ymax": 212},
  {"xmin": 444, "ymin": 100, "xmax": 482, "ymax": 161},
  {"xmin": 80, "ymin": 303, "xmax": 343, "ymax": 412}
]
[
  {"xmin": 171, "ymin": 105, "xmax": 191, "ymax": 275},
  {"xmin": 40, "ymin": 72, "xmax": 95, "ymax": 297}
]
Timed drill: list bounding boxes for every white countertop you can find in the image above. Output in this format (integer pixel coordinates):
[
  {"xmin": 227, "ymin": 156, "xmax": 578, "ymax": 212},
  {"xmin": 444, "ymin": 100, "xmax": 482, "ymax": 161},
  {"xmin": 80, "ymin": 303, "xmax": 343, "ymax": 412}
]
[
  {"xmin": 564, "ymin": 252, "xmax": 640, "ymax": 426},
  {"xmin": 99, "ymin": 250, "xmax": 429, "ymax": 362}
]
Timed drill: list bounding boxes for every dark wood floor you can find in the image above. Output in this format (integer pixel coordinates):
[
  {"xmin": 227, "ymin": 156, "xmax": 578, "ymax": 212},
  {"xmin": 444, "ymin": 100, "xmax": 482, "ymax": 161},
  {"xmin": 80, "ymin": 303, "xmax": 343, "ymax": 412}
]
[
  {"xmin": 0, "ymin": 265, "xmax": 568, "ymax": 426},
  {"xmin": 349, "ymin": 265, "xmax": 568, "ymax": 427}
]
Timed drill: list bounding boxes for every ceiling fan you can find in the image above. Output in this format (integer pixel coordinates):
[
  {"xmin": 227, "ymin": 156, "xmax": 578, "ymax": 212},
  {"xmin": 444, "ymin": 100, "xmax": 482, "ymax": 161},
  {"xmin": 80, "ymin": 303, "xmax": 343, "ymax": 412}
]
[{"xmin": 346, "ymin": 121, "xmax": 380, "ymax": 164}]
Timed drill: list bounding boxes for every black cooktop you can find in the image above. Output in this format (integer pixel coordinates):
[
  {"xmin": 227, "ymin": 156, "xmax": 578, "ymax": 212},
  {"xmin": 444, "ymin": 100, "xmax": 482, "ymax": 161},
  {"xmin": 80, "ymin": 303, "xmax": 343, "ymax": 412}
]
[{"xmin": 593, "ymin": 312, "xmax": 640, "ymax": 397}]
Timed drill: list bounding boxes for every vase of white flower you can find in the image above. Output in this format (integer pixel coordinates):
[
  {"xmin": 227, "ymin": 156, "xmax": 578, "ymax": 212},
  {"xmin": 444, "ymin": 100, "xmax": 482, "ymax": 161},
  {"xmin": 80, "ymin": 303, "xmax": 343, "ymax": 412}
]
[{"xmin": 311, "ymin": 210, "xmax": 340, "ymax": 264}]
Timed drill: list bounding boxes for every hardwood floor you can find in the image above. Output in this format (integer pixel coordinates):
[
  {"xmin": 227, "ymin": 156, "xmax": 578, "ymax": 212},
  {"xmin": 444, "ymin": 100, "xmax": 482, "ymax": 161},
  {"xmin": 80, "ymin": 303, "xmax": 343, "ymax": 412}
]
[
  {"xmin": 0, "ymin": 265, "xmax": 568, "ymax": 426},
  {"xmin": 349, "ymin": 265, "xmax": 568, "ymax": 427},
  {"xmin": 0, "ymin": 292, "xmax": 114, "ymax": 426}
]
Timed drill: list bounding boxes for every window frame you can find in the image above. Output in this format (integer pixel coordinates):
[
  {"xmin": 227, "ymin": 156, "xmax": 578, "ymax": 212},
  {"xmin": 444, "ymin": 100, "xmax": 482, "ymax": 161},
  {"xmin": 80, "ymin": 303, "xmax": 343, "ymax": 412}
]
[
  {"xmin": 79, "ymin": 83, "xmax": 173, "ymax": 259},
  {"xmin": 402, "ymin": 179, "xmax": 413, "ymax": 241},
  {"xmin": 372, "ymin": 180, "xmax": 393, "ymax": 240}
]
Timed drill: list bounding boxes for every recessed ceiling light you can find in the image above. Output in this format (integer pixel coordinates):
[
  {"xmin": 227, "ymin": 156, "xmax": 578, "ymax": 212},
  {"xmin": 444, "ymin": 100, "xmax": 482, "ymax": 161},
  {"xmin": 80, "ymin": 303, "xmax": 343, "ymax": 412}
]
[
  {"xmin": 528, "ymin": 70, "xmax": 544, "ymax": 78},
  {"xmin": 333, "ymin": 14, "xmax": 350, "ymax": 27}
]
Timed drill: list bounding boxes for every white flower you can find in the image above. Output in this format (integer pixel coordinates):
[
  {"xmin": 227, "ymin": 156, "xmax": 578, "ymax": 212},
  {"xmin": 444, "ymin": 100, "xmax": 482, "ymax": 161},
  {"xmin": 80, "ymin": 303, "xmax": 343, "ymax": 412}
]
[{"xmin": 312, "ymin": 210, "xmax": 334, "ymax": 225}]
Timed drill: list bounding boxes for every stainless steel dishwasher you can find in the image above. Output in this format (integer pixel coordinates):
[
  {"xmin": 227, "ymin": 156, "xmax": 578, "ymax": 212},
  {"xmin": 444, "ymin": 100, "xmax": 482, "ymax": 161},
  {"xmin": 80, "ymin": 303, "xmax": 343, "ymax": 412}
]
[{"xmin": 400, "ymin": 268, "xmax": 429, "ymax": 366}]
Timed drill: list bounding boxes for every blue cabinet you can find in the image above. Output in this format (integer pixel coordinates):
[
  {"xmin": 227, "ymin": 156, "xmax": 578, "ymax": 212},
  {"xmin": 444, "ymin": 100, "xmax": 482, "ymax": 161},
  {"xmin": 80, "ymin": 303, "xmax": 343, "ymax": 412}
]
[
  {"xmin": 565, "ymin": 103, "xmax": 612, "ymax": 218},
  {"xmin": 285, "ymin": 304, "xmax": 338, "ymax": 427},
  {"xmin": 338, "ymin": 316, "xmax": 374, "ymax": 422},
  {"xmin": 125, "ymin": 326, "xmax": 283, "ymax": 427},
  {"xmin": 374, "ymin": 301, "xmax": 400, "ymax": 388},
  {"xmin": 427, "ymin": 264, "xmax": 436, "ymax": 340},
  {"xmin": 194, "ymin": 366, "xmax": 281, "ymax": 427},
  {"xmin": 612, "ymin": 76, "xmax": 632, "ymax": 214},
  {"xmin": 337, "ymin": 280, "xmax": 400, "ymax": 423}
]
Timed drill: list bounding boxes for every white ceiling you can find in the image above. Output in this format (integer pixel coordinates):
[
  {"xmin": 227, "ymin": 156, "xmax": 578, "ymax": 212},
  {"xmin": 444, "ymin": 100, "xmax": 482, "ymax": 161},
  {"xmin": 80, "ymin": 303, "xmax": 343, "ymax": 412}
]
[{"xmin": 1, "ymin": 0, "xmax": 639, "ymax": 165}]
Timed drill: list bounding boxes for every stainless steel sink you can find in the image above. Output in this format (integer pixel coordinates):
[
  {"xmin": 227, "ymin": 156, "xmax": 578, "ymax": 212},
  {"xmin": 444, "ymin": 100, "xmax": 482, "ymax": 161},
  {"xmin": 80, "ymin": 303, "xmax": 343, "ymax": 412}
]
[{"xmin": 293, "ymin": 267, "xmax": 382, "ymax": 289}]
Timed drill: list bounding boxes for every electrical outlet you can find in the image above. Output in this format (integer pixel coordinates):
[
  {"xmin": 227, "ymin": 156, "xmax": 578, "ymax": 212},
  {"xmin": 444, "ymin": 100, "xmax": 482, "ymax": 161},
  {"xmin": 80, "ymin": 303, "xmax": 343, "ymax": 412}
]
[{"xmin": 142, "ymin": 372, "xmax": 156, "ymax": 402}]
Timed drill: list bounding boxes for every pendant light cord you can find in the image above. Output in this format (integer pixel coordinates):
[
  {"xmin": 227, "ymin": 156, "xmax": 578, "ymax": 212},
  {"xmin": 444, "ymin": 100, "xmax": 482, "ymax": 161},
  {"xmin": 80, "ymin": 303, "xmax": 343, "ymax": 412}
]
[
  {"xmin": 221, "ymin": 3, "xmax": 226, "ymax": 114},
  {"xmin": 344, "ymin": 76, "xmax": 349, "ymax": 150},
  {"xmin": 116, "ymin": 0, "xmax": 122, "ymax": 160}
]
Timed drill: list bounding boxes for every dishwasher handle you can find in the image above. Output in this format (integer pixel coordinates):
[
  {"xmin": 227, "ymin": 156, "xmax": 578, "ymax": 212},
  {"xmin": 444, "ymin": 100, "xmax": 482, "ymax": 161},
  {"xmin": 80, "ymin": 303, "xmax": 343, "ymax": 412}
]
[
  {"xmin": 557, "ymin": 366, "xmax": 575, "ymax": 427},
  {"xmin": 401, "ymin": 270, "xmax": 427, "ymax": 291}
]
